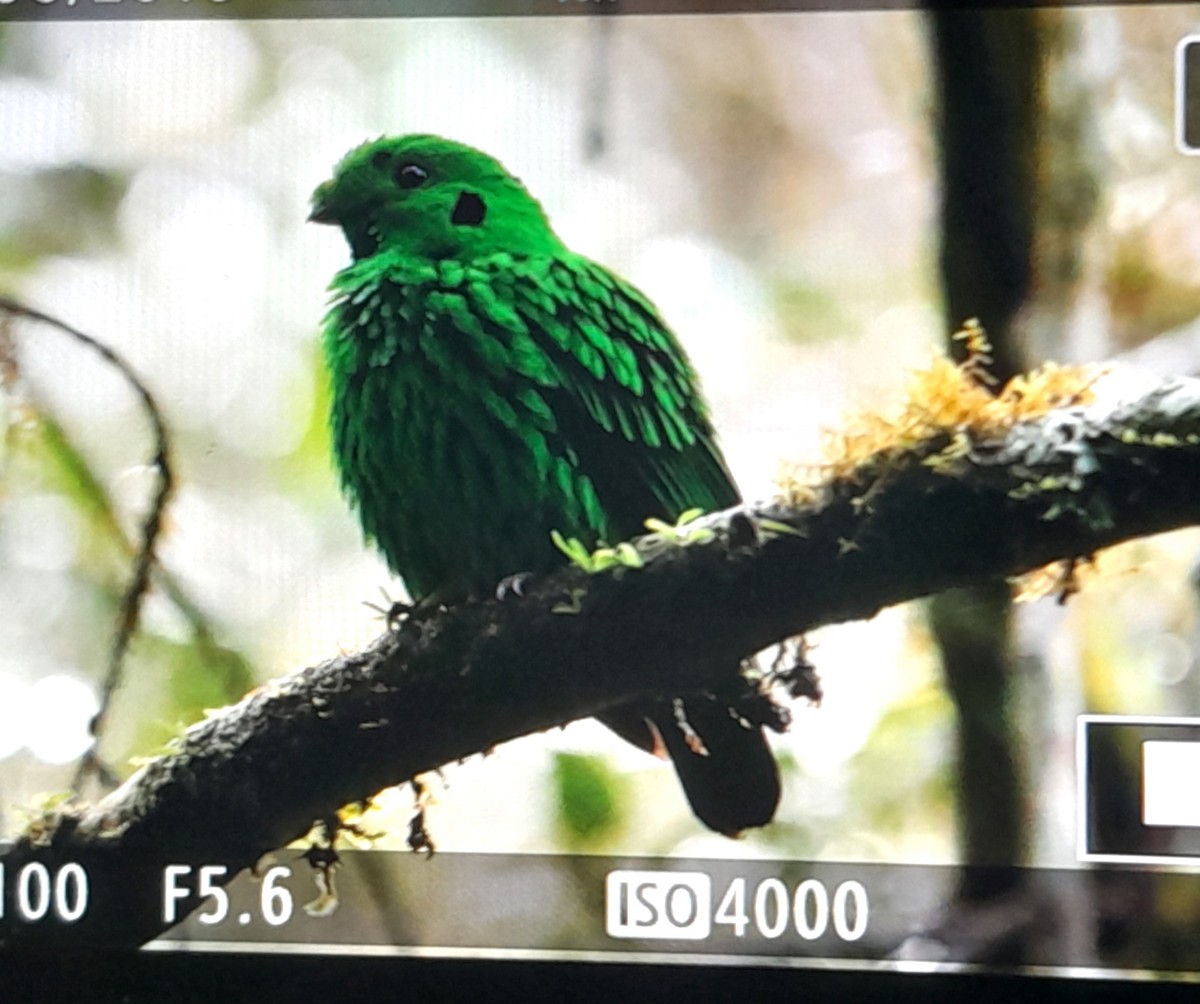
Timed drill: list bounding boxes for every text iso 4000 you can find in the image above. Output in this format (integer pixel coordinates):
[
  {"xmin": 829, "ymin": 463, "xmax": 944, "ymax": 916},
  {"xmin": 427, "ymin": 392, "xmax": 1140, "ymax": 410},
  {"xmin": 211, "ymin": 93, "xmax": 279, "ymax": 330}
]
[{"xmin": 606, "ymin": 870, "xmax": 868, "ymax": 943}]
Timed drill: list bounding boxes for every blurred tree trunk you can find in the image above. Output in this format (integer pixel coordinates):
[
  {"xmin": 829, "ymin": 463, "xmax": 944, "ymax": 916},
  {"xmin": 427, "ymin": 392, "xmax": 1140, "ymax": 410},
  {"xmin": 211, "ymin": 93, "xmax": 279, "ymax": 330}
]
[
  {"xmin": 928, "ymin": 9, "xmax": 1041, "ymax": 902},
  {"xmin": 931, "ymin": 11, "xmax": 1038, "ymax": 383},
  {"xmin": 928, "ymin": 8, "xmax": 1136, "ymax": 966}
]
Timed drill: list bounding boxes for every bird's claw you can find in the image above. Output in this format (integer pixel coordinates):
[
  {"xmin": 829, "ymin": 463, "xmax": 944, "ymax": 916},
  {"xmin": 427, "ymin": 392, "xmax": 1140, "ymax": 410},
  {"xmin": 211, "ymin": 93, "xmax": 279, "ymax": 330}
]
[
  {"xmin": 385, "ymin": 600, "xmax": 415, "ymax": 631},
  {"xmin": 495, "ymin": 572, "xmax": 533, "ymax": 601},
  {"xmin": 363, "ymin": 587, "xmax": 414, "ymax": 631}
]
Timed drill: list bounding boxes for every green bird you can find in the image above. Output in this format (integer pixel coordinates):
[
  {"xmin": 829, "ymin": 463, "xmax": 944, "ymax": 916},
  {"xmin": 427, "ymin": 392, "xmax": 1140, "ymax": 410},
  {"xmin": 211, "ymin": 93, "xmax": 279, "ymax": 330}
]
[{"xmin": 310, "ymin": 134, "xmax": 780, "ymax": 835}]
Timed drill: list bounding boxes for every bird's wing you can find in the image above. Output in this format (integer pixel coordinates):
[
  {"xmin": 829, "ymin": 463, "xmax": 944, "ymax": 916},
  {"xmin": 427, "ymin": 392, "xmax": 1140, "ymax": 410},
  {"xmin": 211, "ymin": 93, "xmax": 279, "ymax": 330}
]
[
  {"xmin": 464, "ymin": 252, "xmax": 741, "ymax": 545},
  {"xmin": 449, "ymin": 254, "xmax": 769, "ymax": 790}
]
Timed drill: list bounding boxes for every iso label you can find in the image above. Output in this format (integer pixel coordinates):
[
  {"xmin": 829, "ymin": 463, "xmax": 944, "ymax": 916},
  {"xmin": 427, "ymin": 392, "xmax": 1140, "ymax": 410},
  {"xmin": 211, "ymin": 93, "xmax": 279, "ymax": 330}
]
[{"xmin": 606, "ymin": 870, "xmax": 712, "ymax": 939}]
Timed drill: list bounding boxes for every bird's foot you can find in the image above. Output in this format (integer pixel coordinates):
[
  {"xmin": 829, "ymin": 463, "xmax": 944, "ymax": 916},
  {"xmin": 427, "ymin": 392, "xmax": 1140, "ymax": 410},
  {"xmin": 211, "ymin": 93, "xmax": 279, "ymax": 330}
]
[
  {"xmin": 495, "ymin": 571, "xmax": 533, "ymax": 601},
  {"xmin": 363, "ymin": 587, "xmax": 415, "ymax": 632}
]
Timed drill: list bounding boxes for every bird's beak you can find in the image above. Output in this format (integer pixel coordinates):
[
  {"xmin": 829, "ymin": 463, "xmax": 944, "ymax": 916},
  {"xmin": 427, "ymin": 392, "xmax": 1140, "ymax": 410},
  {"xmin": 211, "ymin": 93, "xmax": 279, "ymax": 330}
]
[
  {"xmin": 308, "ymin": 184, "xmax": 337, "ymax": 225},
  {"xmin": 308, "ymin": 202, "xmax": 337, "ymax": 225}
]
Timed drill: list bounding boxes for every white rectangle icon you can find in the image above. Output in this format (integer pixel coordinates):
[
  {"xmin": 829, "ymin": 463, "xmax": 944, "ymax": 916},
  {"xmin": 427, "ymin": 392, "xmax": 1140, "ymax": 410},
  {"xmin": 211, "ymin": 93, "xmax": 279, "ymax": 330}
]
[
  {"xmin": 605, "ymin": 870, "xmax": 711, "ymax": 940},
  {"xmin": 1143, "ymin": 741, "xmax": 1200, "ymax": 827}
]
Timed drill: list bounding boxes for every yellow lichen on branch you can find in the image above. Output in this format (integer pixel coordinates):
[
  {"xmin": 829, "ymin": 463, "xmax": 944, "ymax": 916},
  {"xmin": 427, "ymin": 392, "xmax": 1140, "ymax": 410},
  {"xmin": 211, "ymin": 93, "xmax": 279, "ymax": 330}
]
[{"xmin": 778, "ymin": 319, "xmax": 1105, "ymax": 503}]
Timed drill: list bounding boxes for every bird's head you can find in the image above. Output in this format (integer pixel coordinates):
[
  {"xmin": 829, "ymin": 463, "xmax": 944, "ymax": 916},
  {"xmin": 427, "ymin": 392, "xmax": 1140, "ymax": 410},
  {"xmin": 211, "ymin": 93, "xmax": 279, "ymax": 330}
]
[{"xmin": 309, "ymin": 134, "xmax": 565, "ymax": 263}]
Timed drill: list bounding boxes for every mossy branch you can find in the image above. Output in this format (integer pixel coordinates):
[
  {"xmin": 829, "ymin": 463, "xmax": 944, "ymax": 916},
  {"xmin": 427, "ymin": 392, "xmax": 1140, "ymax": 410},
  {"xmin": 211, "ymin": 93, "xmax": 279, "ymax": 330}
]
[{"xmin": 5, "ymin": 369, "xmax": 1200, "ymax": 950}]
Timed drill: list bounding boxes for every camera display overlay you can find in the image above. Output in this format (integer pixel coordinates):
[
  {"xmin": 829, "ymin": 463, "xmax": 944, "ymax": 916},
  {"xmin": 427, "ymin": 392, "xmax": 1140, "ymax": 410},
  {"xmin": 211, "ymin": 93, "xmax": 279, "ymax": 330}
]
[{"xmin": 3, "ymin": 0, "xmax": 1200, "ymax": 983}]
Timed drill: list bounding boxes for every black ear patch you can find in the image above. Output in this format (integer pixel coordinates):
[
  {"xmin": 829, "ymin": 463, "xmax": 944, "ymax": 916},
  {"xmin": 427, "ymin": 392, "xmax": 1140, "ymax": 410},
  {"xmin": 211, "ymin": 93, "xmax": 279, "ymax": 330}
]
[{"xmin": 451, "ymin": 191, "xmax": 487, "ymax": 227}]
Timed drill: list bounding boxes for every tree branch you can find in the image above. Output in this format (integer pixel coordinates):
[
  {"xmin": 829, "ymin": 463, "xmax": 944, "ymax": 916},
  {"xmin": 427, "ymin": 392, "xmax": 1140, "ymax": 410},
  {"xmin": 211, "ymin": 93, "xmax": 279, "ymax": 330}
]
[{"xmin": 5, "ymin": 370, "xmax": 1200, "ymax": 950}]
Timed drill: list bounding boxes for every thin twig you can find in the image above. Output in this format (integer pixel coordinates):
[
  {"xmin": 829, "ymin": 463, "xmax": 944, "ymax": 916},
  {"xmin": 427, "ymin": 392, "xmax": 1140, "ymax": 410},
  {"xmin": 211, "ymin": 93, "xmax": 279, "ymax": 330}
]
[{"xmin": 0, "ymin": 296, "xmax": 174, "ymax": 791}]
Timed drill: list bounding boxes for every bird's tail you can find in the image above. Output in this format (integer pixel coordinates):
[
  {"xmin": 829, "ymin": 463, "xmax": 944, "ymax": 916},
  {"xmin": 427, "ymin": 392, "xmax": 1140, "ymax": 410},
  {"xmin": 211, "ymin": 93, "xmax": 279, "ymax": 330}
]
[{"xmin": 600, "ymin": 697, "xmax": 781, "ymax": 835}]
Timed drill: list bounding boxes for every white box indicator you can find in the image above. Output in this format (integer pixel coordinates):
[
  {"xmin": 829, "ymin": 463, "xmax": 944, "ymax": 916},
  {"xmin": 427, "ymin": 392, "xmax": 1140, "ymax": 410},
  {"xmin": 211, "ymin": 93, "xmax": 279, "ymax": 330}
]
[
  {"xmin": 1142, "ymin": 741, "xmax": 1200, "ymax": 827},
  {"xmin": 605, "ymin": 870, "xmax": 711, "ymax": 940}
]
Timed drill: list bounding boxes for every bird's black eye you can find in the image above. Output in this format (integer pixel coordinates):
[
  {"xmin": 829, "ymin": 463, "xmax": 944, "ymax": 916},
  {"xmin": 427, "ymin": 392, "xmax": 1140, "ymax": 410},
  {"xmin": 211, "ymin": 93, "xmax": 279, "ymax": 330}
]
[{"xmin": 395, "ymin": 163, "xmax": 429, "ymax": 189}]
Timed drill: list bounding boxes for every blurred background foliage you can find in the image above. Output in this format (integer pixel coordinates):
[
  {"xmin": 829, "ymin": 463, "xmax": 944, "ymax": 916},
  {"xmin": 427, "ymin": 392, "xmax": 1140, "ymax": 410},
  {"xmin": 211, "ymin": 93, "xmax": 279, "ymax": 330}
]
[{"xmin": 2, "ymin": 7, "xmax": 1200, "ymax": 877}]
